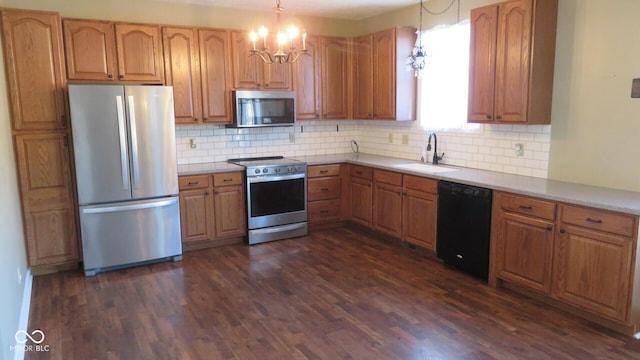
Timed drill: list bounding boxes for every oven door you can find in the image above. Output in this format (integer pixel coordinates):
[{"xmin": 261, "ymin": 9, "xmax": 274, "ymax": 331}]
[{"xmin": 247, "ymin": 173, "xmax": 307, "ymax": 229}]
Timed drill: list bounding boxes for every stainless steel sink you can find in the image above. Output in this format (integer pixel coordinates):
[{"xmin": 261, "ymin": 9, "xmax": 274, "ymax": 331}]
[{"xmin": 394, "ymin": 163, "xmax": 458, "ymax": 174}]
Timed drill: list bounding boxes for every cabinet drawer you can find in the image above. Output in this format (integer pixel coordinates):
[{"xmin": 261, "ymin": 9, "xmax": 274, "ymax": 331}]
[
  {"xmin": 498, "ymin": 192, "xmax": 556, "ymax": 221},
  {"xmin": 374, "ymin": 169, "xmax": 402, "ymax": 186},
  {"xmin": 179, "ymin": 175, "xmax": 210, "ymax": 190},
  {"xmin": 308, "ymin": 178, "xmax": 341, "ymax": 201},
  {"xmin": 309, "ymin": 199, "xmax": 341, "ymax": 223},
  {"xmin": 560, "ymin": 204, "xmax": 637, "ymax": 237},
  {"xmin": 308, "ymin": 164, "xmax": 341, "ymax": 178},
  {"xmin": 213, "ymin": 172, "xmax": 243, "ymax": 187},
  {"xmin": 350, "ymin": 165, "xmax": 372, "ymax": 180},
  {"xmin": 404, "ymin": 175, "xmax": 437, "ymax": 194}
]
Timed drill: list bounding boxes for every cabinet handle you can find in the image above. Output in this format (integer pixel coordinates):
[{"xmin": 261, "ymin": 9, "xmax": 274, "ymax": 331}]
[
  {"xmin": 214, "ymin": 191, "xmax": 220, "ymax": 195},
  {"xmin": 355, "ymin": 171, "xmax": 362, "ymax": 175},
  {"xmin": 496, "ymin": 115, "xmax": 502, "ymax": 120},
  {"xmin": 559, "ymin": 229, "xmax": 566, "ymax": 234},
  {"xmin": 586, "ymin": 217, "xmax": 603, "ymax": 224},
  {"xmin": 519, "ymin": 205, "xmax": 533, "ymax": 210},
  {"xmin": 320, "ymin": 188, "xmax": 329, "ymax": 191},
  {"xmin": 188, "ymin": 181, "xmax": 199, "ymax": 185},
  {"xmin": 107, "ymin": 74, "xmax": 113, "ymax": 79},
  {"xmin": 223, "ymin": 178, "xmax": 233, "ymax": 182},
  {"xmin": 320, "ymin": 210, "xmax": 329, "ymax": 214},
  {"xmin": 546, "ymin": 225, "xmax": 553, "ymax": 231},
  {"xmin": 319, "ymin": 170, "xmax": 329, "ymax": 174}
]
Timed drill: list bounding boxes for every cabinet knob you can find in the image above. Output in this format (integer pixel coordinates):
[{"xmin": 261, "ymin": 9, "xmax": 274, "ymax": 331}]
[
  {"xmin": 204, "ymin": 191, "xmax": 209, "ymax": 195},
  {"xmin": 315, "ymin": 114, "xmax": 320, "ymax": 117},
  {"xmin": 119, "ymin": 75, "xmax": 124, "ymax": 79},
  {"xmin": 203, "ymin": 118, "xmax": 209, "ymax": 123},
  {"xmin": 193, "ymin": 118, "xmax": 198, "ymax": 122},
  {"xmin": 256, "ymin": 83, "xmax": 261, "ymax": 87},
  {"xmin": 546, "ymin": 225, "xmax": 553, "ymax": 231},
  {"xmin": 265, "ymin": 83, "xmax": 269, "ymax": 87},
  {"xmin": 368, "ymin": 113, "xmax": 372, "ymax": 117},
  {"xmin": 559, "ymin": 229, "xmax": 566, "ymax": 234},
  {"xmin": 107, "ymin": 74, "xmax": 113, "ymax": 79},
  {"xmin": 486, "ymin": 115, "xmax": 492, "ymax": 120},
  {"xmin": 496, "ymin": 115, "xmax": 502, "ymax": 120}
]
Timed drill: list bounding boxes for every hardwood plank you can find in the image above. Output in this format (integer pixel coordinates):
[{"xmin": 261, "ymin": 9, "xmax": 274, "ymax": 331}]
[{"xmin": 26, "ymin": 226, "xmax": 640, "ymax": 359}]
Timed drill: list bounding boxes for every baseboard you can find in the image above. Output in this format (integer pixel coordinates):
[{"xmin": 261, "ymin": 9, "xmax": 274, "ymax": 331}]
[{"xmin": 13, "ymin": 269, "xmax": 33, "ymax": 360}]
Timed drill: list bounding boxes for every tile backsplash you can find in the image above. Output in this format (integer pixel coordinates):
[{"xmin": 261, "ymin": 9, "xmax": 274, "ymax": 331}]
[{"xmin": 176, "ymin": 120, "xmax": 551, "ymax": 179}]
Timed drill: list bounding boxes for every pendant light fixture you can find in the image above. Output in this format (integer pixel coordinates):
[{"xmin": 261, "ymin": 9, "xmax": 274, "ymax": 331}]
[
  {"xmin": 249, "ymin": 0, "xmax": 310, "ymax": 64},
  {"xmin": 406, "ymin": 0, "xmax": 426, "ymax": 77}
]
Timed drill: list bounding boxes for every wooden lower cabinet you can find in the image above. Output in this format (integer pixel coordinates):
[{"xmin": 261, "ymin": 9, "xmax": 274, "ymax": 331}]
[
  {"xmin": 15, "ymin": 133, "xmax": 79, "ymax": 268},
  {"xmin": 402, "ymin": 176, "xmax": 437, "ymax": 250},
  {"xmin": 179, "ymin": 172, "xmax": 245, "ymax": 248},
  {"xmin": 349, "ymin": 165, "xmax": 373, "ymax": 228},
  {"xmin": 373, "ymin": 170, "xmax": 403, "ymax": 238},
  {"xmin": 553, "ymin": 205, "xmax": 636, "ymax": 323}
]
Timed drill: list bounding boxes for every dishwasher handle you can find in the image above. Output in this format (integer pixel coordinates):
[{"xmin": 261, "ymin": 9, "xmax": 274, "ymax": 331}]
[{"xmin": 439, "ymin": 181, "xmax": 492, "ymax": 199}]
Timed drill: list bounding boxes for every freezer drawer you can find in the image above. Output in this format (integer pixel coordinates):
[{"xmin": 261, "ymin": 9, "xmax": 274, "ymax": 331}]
[{"xmin": 80, "ymin": 196, "xmax": 182, "ymax": 275}]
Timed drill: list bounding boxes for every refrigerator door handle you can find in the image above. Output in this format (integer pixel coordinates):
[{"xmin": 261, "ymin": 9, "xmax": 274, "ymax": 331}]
[
  {"xmin": 128, "ymin": 95, "xmax": 140, "ymax": 189},
  {"xmin": 81, "ymin": 197, "xmax": 178, "ymax": 214},
  {"xmin": 115, "ymin": 96, "xmax": 130, "ymax": 191}
]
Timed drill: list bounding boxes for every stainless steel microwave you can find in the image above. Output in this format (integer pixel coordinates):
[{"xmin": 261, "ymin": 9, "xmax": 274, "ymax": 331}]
[{"xmin": 229, "ymin": 90, "xmax": 296, "ymax": 128}]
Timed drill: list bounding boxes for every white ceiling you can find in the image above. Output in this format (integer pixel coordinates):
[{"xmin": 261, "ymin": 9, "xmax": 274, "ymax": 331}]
[{"xmin": 153, "ymin": 0, "xmax": 419, "ymax": 20}]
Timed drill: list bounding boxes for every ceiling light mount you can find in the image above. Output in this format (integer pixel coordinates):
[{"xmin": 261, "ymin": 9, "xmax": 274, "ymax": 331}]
[{"xmin": 249, "ymin": 0, "xmax": 310, "ymax": 64}]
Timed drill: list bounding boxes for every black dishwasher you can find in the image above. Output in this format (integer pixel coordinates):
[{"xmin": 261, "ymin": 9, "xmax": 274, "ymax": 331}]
[{"xmin": 436, "ymin": 181, "xmax": 492, "ymax": 280}]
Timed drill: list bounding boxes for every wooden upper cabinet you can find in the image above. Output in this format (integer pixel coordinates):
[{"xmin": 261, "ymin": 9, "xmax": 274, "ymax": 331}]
[
  {"xmin": 163, "ymin": 27, "xmax": 202, "ymax": 124},
  {"xmin": 2, "ymin": 10, "xmax": 67, "ymax": 131},
  {"xmin": 351, "ymin": 28, "xmax": 416, "ymax": 121},
  {"xmin": 352, "ymin": 34, "xmax": 373, "ymax": 120},
  {"xmin": 321, "ymin": 37, "xmax": 349, "ymax": 119},
  {"xmin": 199, "ymin": 29, "xmax": 232, "ymax": 124},
  {"xmin": 115, "ymin": 23, "xmax": 164, "ymax": 82},
  {"xmin": 230, "ymin": 31, "xmax": 291, "ymax": 90},
  {"xmin": 63, "ymin": 19, "xmax": 116, "ymax": 81},
  {"xmin": 468, "ymin": 0, "xmax": 558, "ymax": 124},
  {"xmin": 15, "ymin": 133, "xmax": 79, "ymax": 266},
  {"xmin": 293, "ymin": 35, "xmax": 321, "ymax": 120}
]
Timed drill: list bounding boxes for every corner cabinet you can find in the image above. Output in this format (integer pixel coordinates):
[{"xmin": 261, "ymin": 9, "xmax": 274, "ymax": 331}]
[
  {"xmin": 353, "ymin": 28, "xmax": 417, "ymax": 121},
  {"xmin": 468, "ymin": 0, "xmax": 558, "ymax": 124}
]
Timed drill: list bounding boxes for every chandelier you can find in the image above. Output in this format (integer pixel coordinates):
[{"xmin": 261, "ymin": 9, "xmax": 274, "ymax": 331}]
[
  {"xmin": 249, "ymin": 0, "xmax": 310, "ymax": 64},
  {"xmin": 406, "ymin": 0, "xmax": 426, "ymax": 77}
]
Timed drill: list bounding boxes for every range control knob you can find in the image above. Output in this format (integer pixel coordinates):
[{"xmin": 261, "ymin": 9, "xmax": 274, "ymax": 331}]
[
  {"xmin": 263, "ymin": 168, "xmax": 268, "ymax": 173},
  {"xmin": 275, "ymin": 168, "xmax": 281, "ymax": 173},
  {"xmin": 254, "ymin": 169, "xmax": 261, "ymax": 174}
]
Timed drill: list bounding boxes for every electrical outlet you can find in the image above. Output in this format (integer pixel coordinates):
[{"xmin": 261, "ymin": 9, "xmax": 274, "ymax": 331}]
[
  {"xmin": 289, "ymin": 133, "xmax": 295, "ymax": 143},
  {"xmin": 388, "ymin": 133, "xmax": 393, "ymax": 143},
  {"xmin": 402, "ymin": 134, "xmax": 409, "ymax": 145},
  {"xmin": 515, "ymin": 143, "xmax": 524, "ymax": 156},
  {"xmin": 189, "ymin": 138, "xmax": 197, "ymax": 149}
]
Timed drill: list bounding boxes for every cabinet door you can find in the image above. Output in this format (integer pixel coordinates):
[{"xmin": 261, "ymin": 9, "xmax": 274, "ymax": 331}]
[
  {"xmin": 352, "ymin": 34, "xmax": 373, "ymax": 119},
  {"xmin": 63, "ymin": 19, "xmax": 117, "ymax": 81},
  {"xmin": 2, "ymin": 10, "xmax": 67, "ymax": 130},
  {"xmin": 262, "ymin": 36, "xmax": 291, "ymax": 90},
  {"xmin": 321, "ymin": 37, "xmax": 349, "ymax": 119},
  {"xmin": 403, "ymin": 190, "xmax": 437, "ymax": 251},
  {"xmin": 468, "ymin": 5, "xmax": 498, "ymax": 123},
  {"xmin": 494, "ymin": 212, "xmax": 554, "ymax": 294},
  {"xmin": 554, "ymin": 225, "xmax": 632, "ymax": 322},
  {"xmin": 15, "ymin": 133, "xmax": 78, "ymax": 266},
  {"xmin": 372, "ymin": 29, "xmax": 395, "ymax": 120},
  {"xmin": 162, "ymin": 27, "xmax": 202, "ymax": 125},
  {"xmin": 114, "ymin": 23, "xmax": 164, "ymax": 82},
  {"xmin": 179, "ymin": 188, "xmax": 214, "ymax": 243},
  {"xmin": 214, "ymin": 185, "xmax": 246, "ymax": 238},
  {"xmin": 230, "ymin": 31, "xmax": 262, "ymax": 89},
  {"xmin": 294, "ymin": 35, "xmax": 321, "ymax": 120},
  {"xmin": 350, "ymin": 176, "xmax": 372, "ymax": 228},
  {"xmin": 373, "ymin": 182, "xmax": 403, "ymax": 238},
  {"xmin": 494, "ymin": 0, "xmax": 532, "ymax": 123},
  {"xmin": 199, "ymin": 29, "xmax": 232, "ymax": 124}
]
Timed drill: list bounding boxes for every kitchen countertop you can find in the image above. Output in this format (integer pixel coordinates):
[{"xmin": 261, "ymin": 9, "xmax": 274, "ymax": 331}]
[{"xmin": 178, "ymin": 153, "xmax": 640, "ymax": 216}]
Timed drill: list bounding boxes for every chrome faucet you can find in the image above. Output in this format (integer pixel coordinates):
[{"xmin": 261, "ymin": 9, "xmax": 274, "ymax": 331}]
[{"xmin": 427, "ymin": 132, "xmax": 444, "ymax": 165}]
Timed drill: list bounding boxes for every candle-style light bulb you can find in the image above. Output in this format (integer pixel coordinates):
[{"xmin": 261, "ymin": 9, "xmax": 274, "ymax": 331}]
[
  {"xmin": 302, "ymin": 32, "xmax": 307, "ymax": 50},
  {"xmin": 249, "ymin": 31, "xmax": 258, "ymax": 50},
  {"xmin": 258, "ymin": 26, "xmax": 268, "ymax": 49}
]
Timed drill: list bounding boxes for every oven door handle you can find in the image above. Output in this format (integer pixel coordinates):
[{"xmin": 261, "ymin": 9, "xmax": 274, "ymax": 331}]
[{"xmin": 248, "ymin": 173, "xmax": 306, "ymax": 183}]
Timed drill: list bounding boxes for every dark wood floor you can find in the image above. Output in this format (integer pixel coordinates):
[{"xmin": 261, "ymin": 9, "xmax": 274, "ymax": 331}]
[{"xmin": 27, "ymin": 226, "xmax": 640, "ymax": 359}]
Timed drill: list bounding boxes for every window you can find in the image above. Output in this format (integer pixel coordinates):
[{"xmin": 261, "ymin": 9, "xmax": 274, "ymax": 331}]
[{"xmin": 417, "ymin": 20, "xmax": 478, "ymax": 132}]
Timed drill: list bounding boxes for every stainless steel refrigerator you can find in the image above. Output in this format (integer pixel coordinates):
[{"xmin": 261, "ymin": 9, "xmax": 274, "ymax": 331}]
[{"xmin": 68, "ymin": 85, "xmax": 182, "ymax": 276}]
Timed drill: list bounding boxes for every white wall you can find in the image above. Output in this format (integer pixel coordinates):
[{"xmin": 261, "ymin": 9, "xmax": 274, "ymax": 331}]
[{"xmin": 0, "ymin": 35, "xmax": 30, "ymax": 360}]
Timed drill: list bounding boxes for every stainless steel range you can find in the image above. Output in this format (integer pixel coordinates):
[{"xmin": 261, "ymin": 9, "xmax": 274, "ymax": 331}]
[{"xmin": 228, "ymin": 156, "xmax": 308, "ymax": 245}]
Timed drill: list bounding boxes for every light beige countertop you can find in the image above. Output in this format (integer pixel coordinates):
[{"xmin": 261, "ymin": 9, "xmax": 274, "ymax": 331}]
[{"xmin": 178, "ymin": 153, "xmax": 640, "ymax": 215}]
